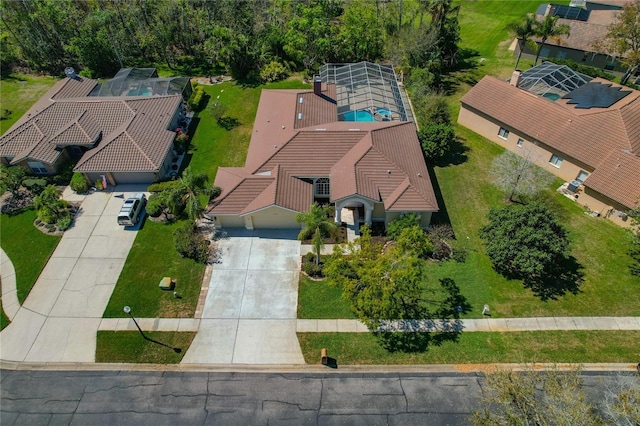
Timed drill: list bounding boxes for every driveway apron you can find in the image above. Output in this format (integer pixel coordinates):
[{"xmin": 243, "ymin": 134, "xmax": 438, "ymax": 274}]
[
  {"xmin": 0, "ymin": 188, "xmax": 143, "ymax": 362},
  {"xmin": 182, "ymin": 229, "xmax": 305, "ymax": 364}
]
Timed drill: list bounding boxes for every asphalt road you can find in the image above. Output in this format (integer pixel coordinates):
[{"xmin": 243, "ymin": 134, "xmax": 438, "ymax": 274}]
[{"xmin": 1, "ymin": 370, "xmax": 482, "ymax": 425}]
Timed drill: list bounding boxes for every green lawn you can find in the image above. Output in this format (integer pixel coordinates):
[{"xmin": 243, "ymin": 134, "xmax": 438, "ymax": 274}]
[
  {"xmin": 298, "ymin": 274, "xmax": 355, "ymax": 319},
  {"xmin": 298, "ymin": 331, "xmax": 640, "ymax": 365},
  {"xmin": 0, "ymin": 74, "xmax": 58, "ymax": 135},
  {"xmin": 186, "ymin": 77, "xmax": 310, "ymax": 181},
  {"xmin": 0, "ymin": 209, "xmax": 61, "ymax": 304},
  {"xmin": 102, "ymin": 220, "xmax": 205, "ymax": 318},
  {"xmin": 96, "ymin": 331, "xmax": 195, "ymax": 363}
]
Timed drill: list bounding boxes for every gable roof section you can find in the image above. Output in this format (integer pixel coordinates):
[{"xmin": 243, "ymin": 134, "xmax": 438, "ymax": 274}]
[
  {"xmin": 460, "ymin": 76, "xmax": 638, "ymax": 168},
  {"xmin": 585, "ymin": 151, "xmax": 640, "ymax": 208}
]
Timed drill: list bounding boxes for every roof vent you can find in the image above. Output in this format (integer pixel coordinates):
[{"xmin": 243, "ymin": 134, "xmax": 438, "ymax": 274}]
[
  {"xmin": 65, "ymin": 67, "xmax": 79, "ymax": 80},
  {"xmin": 298, "ymin": 113, "xmax": 303, "ymax": 120},
  {"xmin": 282, "ymin": 125, "xmax": 285, "ymax": 129},
  {"xmin": 299, "ymin": 97, "xmax": 304, "ymax": 104}
]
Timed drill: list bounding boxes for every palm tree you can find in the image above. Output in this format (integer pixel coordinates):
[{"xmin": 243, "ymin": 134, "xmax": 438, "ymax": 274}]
[
  {"xmin": 166, "ymin": 166, "xmax": 218, "ymax": 221},
  {"xmin": 533, "ymin": 15, "xmax": 570, "ymax": 65},
  {"xmin": 296, "ymin": 203, "xmax": 337, "ymax": 265},
  {"xmin": 507, "ymin": 14, "xmax": 537, "ymax": 70}
]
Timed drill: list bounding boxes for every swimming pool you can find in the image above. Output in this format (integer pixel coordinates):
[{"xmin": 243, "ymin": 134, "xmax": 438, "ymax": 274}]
[
  {"xmin": 343, "ymin": 110, "xmax": 375, "ymax": 122},
  {"xmin": 377, "ymin": 108, "xmax": 391, "ymax": 116}
]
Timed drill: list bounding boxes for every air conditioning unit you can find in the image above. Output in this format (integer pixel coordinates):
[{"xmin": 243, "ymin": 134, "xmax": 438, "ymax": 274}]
[{"xmin": 567, "ymin": 180, "xmax": 581, "ymax": 192}]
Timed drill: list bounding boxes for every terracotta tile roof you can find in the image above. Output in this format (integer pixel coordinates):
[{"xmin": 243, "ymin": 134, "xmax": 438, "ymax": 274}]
[
  {"xmin": 461, "ymin": 75, "xmax": 640, "ymax": 209},
  {"xmin": 460, "ymin": 76, "xmax": 638, "ymax": 167},
  {"xmin": 585, "ymin": 151, "xmax": 640, "ymax": 208},
  {"xmin": 1, "ymin": 74, "xmax": 182, "ymax": 174},
  {"xmin": 212, "ymin": 88, "xmax": 439, "ymax": 217},
  {"xmin": 294, "ymin": 85, "xmax": 337, "ymax": 129}
]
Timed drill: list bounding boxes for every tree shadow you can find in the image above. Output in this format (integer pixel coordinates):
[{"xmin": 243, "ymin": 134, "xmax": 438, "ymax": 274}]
[
  {"xmin": 523, "ymin": 255, "xmax": 585, "ymax": 301},
  {"xmin": 0, "ymin": 73, "xmax": 27, "ymax": 82},
  {"xmin": 435, "ymin": 135, "xmax": 469, "ymax": 167},
  {"xmin": 426, "ymin": 165, "xmax": 453, "ymax": 228},
  {"xmin": 373, "ymin": 278, "xmax": 470, "ymax": 353}
]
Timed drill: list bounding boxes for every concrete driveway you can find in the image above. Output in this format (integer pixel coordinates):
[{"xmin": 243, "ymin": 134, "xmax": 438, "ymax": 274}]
[
  {"xmin": 0, "ymin": 186, "xmax": 146, "ymax": 362},
  {"xmin": 182, "ymin": 229, "xmax": 305, "ymax": 364}
]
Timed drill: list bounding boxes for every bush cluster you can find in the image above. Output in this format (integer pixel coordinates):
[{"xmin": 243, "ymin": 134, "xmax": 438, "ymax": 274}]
[
  {"xmin": 173, "ymin": 222, "xmax": 210, "ymax": 263},
  {"xmin": 260, "ymin": 61, "xmax": 289, "ymax": 82},
  {"xmin": 188, "ymin": 86, "xmax": 207, "ymax": 112},
  {"xmin": 70, "ymin": 172, "xmax": 89, "ymax": 193},
  {"xmin": 147, "ymin": 180, "xmax": 181, "ymax": 193}
]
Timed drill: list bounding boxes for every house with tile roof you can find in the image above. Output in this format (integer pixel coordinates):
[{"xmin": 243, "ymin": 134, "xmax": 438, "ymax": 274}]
[
  {"xmin": 209, "ymin": 62, "xmax": 438, "ymax": 230},
  {"xmin": 511, "ymin": 0, "xmax": 635, "ymax": 76},
  {"xmin": 0, "ymin": 68, "xmax": 187, "ymax": 185},
  {"xmin": 458, "ymin": 63, "xmax": 640, "ymax": 227}
]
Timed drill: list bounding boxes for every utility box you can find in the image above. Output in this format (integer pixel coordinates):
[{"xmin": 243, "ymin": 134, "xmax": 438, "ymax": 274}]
[
  {"xmin": 159, "ymin": 277, "xmax": 175, "ymax": 290},
  {"xmin": 567, "ymin": 180, "xmax": 581, "ymax": 192}
]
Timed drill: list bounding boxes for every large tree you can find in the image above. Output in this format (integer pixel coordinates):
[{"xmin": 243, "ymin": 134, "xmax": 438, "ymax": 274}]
[
  {"xmin": 533, "ymin": 15, "xmax": 570, "ymax": 65},
  {"xmin": 595, "ymin": 0, "xmax": 640, "ymax": 85},
  {"xmin": 473, "ymin": 367, "xmax": 599, "ymax": 426},
  {"xmin": 490, "ymin": 150, "xmax": 554, "ymax": 203},
  {"xmin": 479, "ymin": 203, "xmax": 570, "ymax": 281},
  {"xmin": 296, "ymin": 203, "xmax": 337, "ymax": 265},
  {"xmin": 507, "ymin": 14, "xmax": 537, "ymax": 70},
  {"xmin": 418, "ymin": 122, "xmax": 455, "ymax": 161}
]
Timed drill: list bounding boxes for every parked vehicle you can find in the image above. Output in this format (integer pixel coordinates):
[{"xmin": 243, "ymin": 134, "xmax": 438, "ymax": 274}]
[{"xmin": 117, "ymin": 193, "xmax": 146, "ymax": 226}]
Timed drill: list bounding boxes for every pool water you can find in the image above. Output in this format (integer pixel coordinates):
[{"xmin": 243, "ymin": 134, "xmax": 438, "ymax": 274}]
[
  {"xmin": 344, "ymin": 110, "xmax": 375, "ymax": 122},
  {"xmin": 377, "ymin": 108, "xmax": 391, "ymax": 116}
]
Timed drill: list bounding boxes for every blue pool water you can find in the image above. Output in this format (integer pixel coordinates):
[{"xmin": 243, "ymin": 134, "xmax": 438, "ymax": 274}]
[
  {"xmin": 377, "ymin": 108, "xmax": 391, "ymax": 116},
  {"xmin": 344, "ymin": 110, "xmax": 375, "ymax": 122}
]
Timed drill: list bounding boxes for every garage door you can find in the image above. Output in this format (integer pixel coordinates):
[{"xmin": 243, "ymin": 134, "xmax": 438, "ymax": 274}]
[
  {"xmin": 110, "ymin": 172, "xmax": 156, "ymax": 184},
  {"xmin": 249, "ymin": 207, "xmax": 299, "ymax": 229}
]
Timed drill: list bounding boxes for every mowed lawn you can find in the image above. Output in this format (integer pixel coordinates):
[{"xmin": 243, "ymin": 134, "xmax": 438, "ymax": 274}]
[
  {"xmin": 0, "ymin": 209, "xmax": 61, "ymax": 304},
  {"xmin": 0, "ymin": 74, "xmax": 58, "ymax": 135},
  {"xmin": 298, "ymin": 331, "xmax": 640, "ymax": 365},
  {"xmin": 102, "ymin": 220, "xmax": 205, "ymax": 318},
  {"xmin": 186, "ymin": 77, "xmax": 310, "ymax": 181}
]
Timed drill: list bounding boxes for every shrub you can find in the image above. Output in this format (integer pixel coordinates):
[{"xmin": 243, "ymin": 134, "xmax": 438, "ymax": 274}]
[
  {"xmin": 386, "ymin": 213, "xmax": 422, "ymax": 240},
  {"xmin": 56, "ymin": 214, "xmax": 72, "ymax": 231},
  {"xmin": 95, "ymin": 179, "xmax": 103, "ymax": 190},
  {"xmin": 145, "ymin": 193, "xmax": 165, "ymax": 217},
  {"xmin": 50, "ymin": 161, "xmax": 74, "ymax": 186},
  {"xmin": 305, "ymin": 252, "xmax": 315, "ymax": 263},
  {"xmin": 260, "ymin": 60, "xmax": 289, "ymax": 83},
  {"xmin": 427, "ymin": 223, "xmax": 455, "ymax": 245},
  {"xmin": 0, "ymin": 165, "xmax": 26, "ymax": 195},
  {"xmin": 188, "ymin": 86, "xmax": 208, "ymax": 112},
  {"xmin": 395, "ymin": 225, "xmax": 433, "ymax": 258},
  {"xmin": 210, "ymin": 186, "xmax": 221, "ymax": 199},
  {"xmin": 70, "ymin": 172, "xmax": 89, "ymax": 193},
  {"xmin": 418, "ymin": 123, "xmax": 455, "ymax": 161},
  {"xmin": 217, "ymin": 116, "xmax": 240, "ymax": 130},
  {"xmin": 173, "ymin": 222, "xmax": 210, "ymax": 263},
  {"xmin": 147, "ymin": 180, "xmax": 180, "ymax": 193},
  {"xmin": 174, "ymin": 132, "xmax": 189, "ymax": 153},
  {"xmin": 304, "ymin": 262, "xmax": 324, "ymax": 278},
  {"xmin": 22, "ymin": 178, "xmax": 47, "ymax": 195}
]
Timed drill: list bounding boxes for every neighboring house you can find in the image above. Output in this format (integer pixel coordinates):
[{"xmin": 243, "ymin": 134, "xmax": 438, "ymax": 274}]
[
  {"xmin": 0, "ymin": 68, "xmax": 188, "ymax": 185},
  {"xmin": 210, "ymin": 62, "xmax": 438, "ymax": 230},
  {"xmin": 513, "ymin": 0, "xmax": 633, "ymax": 74},
  {"xmin": 458, "ymin": 62, "xmax": 640, "ymax": 227}
]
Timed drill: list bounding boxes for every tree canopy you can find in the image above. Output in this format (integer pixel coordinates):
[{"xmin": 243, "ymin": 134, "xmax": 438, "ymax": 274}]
[
  {"xmin": 296, "ymin": 203, "xmax": 337, "ymax": 265},
  {"xmin": 479, "ymin": 203, "xmax": 570, "ymax": 281},
  {"xmin": 533, "ymin": 15, "xmax": 570, "ymax": 65},
  {"xmin": 594, "ymin": 0, "xmax": 640, "ymax": 85},
  {"xmin": 0, "ymin": 0, "xmax": 460, "ymax": 84}
]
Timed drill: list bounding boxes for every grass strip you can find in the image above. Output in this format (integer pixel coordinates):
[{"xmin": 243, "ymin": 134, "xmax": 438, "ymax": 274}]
[
  {"xmin": 298, "ymin": 331, "xmax": 640, "ymax": 365},
  {"xmin": 96, "ymin": 331, "xmax": 195, "ymax": 363},
  {"xmin": 297, "ymin": 274, "xmax": 355, "ymax": 319}
]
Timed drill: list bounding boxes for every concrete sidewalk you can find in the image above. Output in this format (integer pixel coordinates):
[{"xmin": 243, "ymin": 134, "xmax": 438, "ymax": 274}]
[{"xmin": 296, "ymin": 317, "xmax": 640, "ymax": 333}]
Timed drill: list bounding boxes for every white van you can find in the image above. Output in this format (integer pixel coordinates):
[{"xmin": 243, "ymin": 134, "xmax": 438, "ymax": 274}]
[{"xmin": 117, "ymin": 193, "xmax": 147, "ymax": 226}]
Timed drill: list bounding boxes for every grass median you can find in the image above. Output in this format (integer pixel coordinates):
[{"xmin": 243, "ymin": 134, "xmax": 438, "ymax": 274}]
[
  {"xmin": 298, "ymin": 330, "xmax": 640, "ymax": 365},
  {"xmin": 96, "ymin": 331, "xmax": 195, "ymax": 363}
]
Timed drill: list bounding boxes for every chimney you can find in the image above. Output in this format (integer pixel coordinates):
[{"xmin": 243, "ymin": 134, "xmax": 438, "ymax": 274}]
[
  {"xmin": 313, "ymin": 75, "xmax": 322, "ymax": 96},
  {"xmin": 510, "ymin": 70, "xmax": 521, "ymax": 87},
  {"xmin": 65, "ymin": 67, "xmax": 79, "ymax": 80}
]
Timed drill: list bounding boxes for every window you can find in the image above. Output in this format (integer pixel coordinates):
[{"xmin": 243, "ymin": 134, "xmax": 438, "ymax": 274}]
[
  {"xmin": 315, "ymin": 178, "xmax": 330, "ymax": 196},
  {"xmin": 516, "ymin": 138, "xmax": 524, "ymax": 147},
  {"xmin": 27, "ymin": 161, "xmax": 47, "ymax": 174},
  {"xmin": 549, "ymin": 154, "xmax": 563, "ymax": 167},
  {"xmin": 576, "ymin": 170, "xmax": 589, "ymax": 183},
  {"xmin": 498, "ymin": 127, "xmax": 509, "ymax": 139}
]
